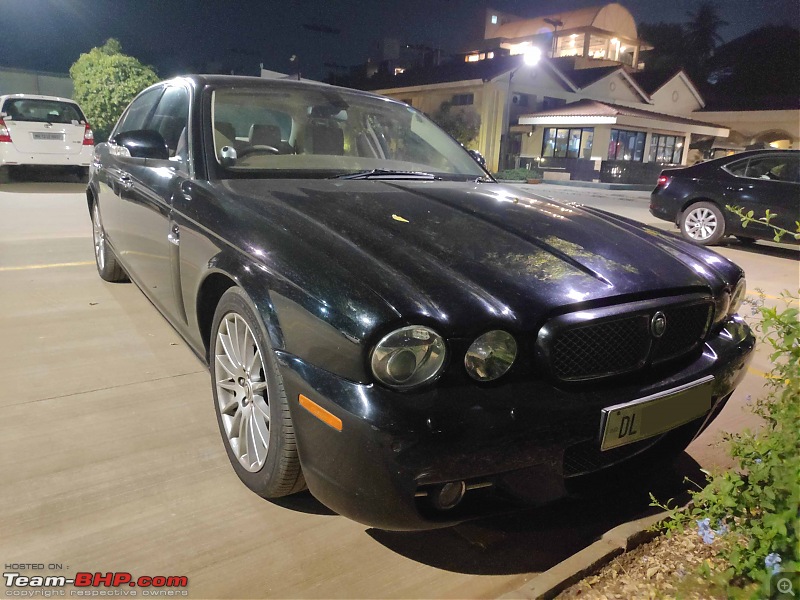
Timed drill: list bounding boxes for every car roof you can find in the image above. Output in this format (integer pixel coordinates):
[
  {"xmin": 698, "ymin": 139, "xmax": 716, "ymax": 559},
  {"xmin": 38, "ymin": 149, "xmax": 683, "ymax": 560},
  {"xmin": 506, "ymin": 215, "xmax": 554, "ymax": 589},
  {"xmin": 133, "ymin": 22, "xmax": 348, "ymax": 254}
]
[
  {"xmin": 0, "ymin": 93, "xmax": 79, "ymax": 104},
  {"xmin": 158, "ymin": 74, "xmax": 394, "ymax": 104}
]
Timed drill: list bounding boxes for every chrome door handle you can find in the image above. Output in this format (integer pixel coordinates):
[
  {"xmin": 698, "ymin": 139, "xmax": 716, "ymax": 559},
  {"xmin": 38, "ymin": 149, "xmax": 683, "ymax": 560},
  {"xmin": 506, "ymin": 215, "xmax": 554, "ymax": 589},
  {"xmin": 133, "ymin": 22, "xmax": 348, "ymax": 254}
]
[
  {"xmin": 167, "ymin": 224, "xmax": 180, "ymax": 246},
  {"xmin": 119, "ymin": 174, "xmax": 133, "ymax": 190}
]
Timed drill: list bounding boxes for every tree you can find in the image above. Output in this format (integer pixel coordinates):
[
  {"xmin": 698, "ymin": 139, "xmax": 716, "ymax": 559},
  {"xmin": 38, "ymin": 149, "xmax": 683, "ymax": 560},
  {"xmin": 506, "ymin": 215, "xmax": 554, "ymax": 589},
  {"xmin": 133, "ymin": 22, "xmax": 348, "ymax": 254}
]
[
  {"xmin": 70, "ymin": 39, "xmax": 159, "ymax": 141},
  {"xmin": 638, "ymin": 22, "xmax": 690, "ymax": 73},
  {"xmin": 430, "ymin": 101, "xmax": 481, "ymax": 148},
  {"xmin": 684, "ymin": 2, "xmax": 728, "ymax": 75}
]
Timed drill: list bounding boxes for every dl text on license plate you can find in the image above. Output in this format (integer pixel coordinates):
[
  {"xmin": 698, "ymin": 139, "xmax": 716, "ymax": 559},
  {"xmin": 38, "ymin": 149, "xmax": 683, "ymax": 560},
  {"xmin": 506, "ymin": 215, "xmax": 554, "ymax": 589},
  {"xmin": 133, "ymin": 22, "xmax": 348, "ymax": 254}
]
[{"xmin": 600, "ymin": 376, "xmax": 714, "ymax": 451}]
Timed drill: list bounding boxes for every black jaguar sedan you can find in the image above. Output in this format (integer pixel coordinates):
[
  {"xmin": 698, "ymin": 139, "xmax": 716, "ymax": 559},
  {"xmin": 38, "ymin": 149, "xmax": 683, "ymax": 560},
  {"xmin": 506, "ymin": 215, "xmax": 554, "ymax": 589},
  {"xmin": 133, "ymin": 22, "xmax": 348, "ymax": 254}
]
[{"xmin": 88, "ymin": 75, "xmax": 754, "ymax": 530}]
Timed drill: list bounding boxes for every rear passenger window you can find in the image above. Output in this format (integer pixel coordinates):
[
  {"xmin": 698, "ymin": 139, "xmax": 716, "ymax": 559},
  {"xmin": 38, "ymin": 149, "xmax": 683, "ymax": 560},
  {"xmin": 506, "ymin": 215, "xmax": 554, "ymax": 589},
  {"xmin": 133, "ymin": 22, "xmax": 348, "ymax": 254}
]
[
  {"xmin": 745, "ymin": 156, "xmax": 799, "ymax": 182},
  {"xmin": 724, "ymin": 159, "xmax": 748, "ymax": 177}
]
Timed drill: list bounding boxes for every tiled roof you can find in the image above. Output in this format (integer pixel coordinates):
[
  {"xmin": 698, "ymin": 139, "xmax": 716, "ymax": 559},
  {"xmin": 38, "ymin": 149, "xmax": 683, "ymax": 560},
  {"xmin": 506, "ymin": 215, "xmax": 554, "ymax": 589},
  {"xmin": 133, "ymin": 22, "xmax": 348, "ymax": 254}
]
[
  {"xmin": 547, "ymin": 57, "xmax": 621, "ymax": 88},
  {"xmin": 520, "ymin": 98, "xmax": 727, "ymax": 129},
  {"xmin": 629, "ymin": 69, "xmax": 681, "ymax": 95},
  {"xmin": 362, "ymin": 54, "xmax": 531, "ymax": 91}
]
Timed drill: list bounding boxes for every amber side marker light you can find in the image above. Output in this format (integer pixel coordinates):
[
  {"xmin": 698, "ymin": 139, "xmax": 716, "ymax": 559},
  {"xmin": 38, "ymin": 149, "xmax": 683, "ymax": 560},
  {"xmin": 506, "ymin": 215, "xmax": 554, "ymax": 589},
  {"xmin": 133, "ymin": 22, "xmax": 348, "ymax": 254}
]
[{"xmin": 299, "ymin": 394, "xmax": 343, "ymax": 431}]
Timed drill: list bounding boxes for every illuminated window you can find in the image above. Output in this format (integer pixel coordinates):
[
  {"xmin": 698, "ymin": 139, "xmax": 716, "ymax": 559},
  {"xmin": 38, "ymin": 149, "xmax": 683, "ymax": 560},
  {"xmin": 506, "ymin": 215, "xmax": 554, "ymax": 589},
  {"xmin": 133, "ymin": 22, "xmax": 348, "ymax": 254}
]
[
  {"xmin": 491, "ymin": 14, "xmax": 498, "ymax": 24},
  {"xmin": 393, "ymin": 67, "xmax": 406, "ymax": 75},
  {"xmin": 541, "ymin": 127, "xmax": 594, "ymax": 158},
  {"xmin": 556, "ymin": 34, "xmax": 585, "ymax": 57},
  {"xmin": 608, "ymin": 129, "xmax": 646, "ymax": 161},
  {"xmin": 487, "ymin": 51, "xmax": 495, "ymax": 59},
  {"xmin": 466, "ymin": 54, "xmax": 480, "ymax": 62},
  {"xmin": 588, "ymin": 35, "xmax": 608, "ymax": 59},
  {"xmin": 649, "ymin": 134, "xmax": 684, "ymax": 164}
]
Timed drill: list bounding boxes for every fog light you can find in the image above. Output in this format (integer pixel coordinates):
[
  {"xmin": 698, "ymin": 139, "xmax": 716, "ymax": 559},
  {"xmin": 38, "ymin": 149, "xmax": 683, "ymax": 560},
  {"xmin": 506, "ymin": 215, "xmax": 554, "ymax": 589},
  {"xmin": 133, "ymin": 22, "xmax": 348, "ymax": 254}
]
[{"xmin": 431, "ymin": 481, "xmax": 466, "ymax": 510}]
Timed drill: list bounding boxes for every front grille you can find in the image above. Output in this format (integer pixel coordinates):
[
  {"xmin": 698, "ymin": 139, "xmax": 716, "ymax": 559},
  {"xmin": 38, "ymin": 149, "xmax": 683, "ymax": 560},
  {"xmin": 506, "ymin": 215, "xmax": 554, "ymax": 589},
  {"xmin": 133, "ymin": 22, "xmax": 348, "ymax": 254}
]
[
  {"xmin": 652, "ymin": 303, "xmax": 713, "ymax": 362},
  {"xmin": 539, "ymin": 295, "xmax": 713, "ymax": 383},
  {"xmin": 552, "ymin": 315, "xmax": 650, "ymax": 380}
]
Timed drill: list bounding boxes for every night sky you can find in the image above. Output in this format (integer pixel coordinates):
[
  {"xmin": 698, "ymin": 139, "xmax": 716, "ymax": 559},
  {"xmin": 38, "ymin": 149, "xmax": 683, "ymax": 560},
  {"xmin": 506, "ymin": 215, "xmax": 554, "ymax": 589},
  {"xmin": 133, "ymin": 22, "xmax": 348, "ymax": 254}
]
[{"xmin": 2, "ymin": 0, "xmax": 798, "ymax": 79}]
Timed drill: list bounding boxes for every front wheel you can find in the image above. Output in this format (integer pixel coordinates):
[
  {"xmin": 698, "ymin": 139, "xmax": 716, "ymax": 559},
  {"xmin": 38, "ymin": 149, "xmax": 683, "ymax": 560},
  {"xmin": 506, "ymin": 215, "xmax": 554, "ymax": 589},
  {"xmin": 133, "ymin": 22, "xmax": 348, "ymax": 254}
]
[
  {"xmin": 210, "ymin": 287, "xmax": 305, "ymax": 498},
  {"xmin": 680, "ymin": 201, "xmax": 726, "ymax": 245}
]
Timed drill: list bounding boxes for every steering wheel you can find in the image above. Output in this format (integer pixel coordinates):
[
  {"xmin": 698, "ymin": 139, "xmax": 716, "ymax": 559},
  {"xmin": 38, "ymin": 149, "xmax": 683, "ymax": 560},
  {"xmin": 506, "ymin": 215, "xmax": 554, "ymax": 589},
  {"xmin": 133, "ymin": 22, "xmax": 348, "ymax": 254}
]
[{"xmin": 237, "ymin": 144, "xmax": 280, "ymax": 157}]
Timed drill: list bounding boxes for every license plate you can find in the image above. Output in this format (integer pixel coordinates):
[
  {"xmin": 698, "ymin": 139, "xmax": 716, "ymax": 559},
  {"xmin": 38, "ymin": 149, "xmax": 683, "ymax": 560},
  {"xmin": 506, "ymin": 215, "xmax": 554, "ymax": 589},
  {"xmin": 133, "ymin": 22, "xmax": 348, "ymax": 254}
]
[
  {"xmin": 600, "ymin": 376, "xmax": 714, "ymax": 451},
  {"xmin": 32, "ymin": 132, "xmax": 64, "ymax": 141}
]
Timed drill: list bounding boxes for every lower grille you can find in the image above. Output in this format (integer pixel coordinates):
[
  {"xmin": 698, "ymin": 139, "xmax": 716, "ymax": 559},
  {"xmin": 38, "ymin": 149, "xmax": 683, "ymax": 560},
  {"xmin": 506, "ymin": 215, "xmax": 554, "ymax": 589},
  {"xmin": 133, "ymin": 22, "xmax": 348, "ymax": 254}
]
[
  {"xmin": 538, "ymin": 295, "xmax": 713, "ymax": 382},
  {"xmin": 563, "ymin": 437, "xmax": 658, "ymax": 477}
]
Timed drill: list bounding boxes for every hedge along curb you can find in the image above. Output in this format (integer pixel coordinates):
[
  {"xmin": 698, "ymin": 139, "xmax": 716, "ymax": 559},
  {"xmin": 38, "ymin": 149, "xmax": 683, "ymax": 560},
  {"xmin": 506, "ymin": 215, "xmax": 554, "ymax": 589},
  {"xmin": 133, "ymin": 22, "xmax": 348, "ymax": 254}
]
[{"xmin": 501, "ymin": 510, "xmax": 670, "ymax": 600}]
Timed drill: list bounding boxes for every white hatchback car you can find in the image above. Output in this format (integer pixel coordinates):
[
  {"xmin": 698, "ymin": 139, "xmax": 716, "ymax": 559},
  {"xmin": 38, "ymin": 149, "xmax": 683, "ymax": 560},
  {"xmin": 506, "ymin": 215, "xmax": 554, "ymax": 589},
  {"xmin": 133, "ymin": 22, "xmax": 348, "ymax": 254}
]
[{"xmin": 0, "ymin": 94, "xmax": 94, "ymax": 183}]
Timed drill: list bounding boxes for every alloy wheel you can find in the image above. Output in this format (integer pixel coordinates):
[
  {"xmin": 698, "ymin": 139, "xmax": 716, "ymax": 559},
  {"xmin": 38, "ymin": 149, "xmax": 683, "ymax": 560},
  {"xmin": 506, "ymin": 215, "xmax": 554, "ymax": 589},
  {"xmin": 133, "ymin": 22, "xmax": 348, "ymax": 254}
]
[
  {"xmin": 684, "ymin": 207, "xmax": 718, "ymax": 241},
  {"xmin": 92, "ymin": 204, "xmax": 106, "ymax": 270},
  {"xmin": 214, "ymin": 312, "xmax": 271, "ymax": 472}
]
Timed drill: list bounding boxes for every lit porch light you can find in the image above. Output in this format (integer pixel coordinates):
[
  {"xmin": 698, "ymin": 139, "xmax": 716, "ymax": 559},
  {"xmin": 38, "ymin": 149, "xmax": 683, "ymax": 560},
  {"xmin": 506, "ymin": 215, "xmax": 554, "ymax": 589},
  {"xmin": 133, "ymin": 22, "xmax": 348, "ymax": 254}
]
[{"xmin": 523, "ymin": 46, "xmax": 542, "ymax": 66}]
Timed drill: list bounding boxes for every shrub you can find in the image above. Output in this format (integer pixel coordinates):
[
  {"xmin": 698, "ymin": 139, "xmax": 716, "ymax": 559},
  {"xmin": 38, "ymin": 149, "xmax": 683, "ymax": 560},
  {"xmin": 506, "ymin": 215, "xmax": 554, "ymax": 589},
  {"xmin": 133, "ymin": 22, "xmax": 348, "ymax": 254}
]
[{"xmin": 493, "ymin": 167, "xmax": 543, "ymax": 180}]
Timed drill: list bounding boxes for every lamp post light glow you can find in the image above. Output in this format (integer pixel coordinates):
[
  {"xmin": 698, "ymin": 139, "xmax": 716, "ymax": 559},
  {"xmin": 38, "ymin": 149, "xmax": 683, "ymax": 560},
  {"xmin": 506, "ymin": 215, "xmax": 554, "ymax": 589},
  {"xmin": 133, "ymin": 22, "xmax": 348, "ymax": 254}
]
[{"xmin": 523, "ymin": 46, "xmax": 542, "ymax": 66}]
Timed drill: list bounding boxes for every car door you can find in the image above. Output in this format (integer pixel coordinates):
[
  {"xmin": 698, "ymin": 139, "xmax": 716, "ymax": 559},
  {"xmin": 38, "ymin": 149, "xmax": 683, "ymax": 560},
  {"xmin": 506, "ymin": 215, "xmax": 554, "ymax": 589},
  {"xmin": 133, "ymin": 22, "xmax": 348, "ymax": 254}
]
[
  {"xmin": 113, "ymin": 84, "xmax": 193, "ymax": 321},
  {"xmin": 723, "ymin": 153, "xmax": 800, "ymax": 238},
  {"xmin": 100, "ymin": 86, "xmax": 164, "ymax": 251}
]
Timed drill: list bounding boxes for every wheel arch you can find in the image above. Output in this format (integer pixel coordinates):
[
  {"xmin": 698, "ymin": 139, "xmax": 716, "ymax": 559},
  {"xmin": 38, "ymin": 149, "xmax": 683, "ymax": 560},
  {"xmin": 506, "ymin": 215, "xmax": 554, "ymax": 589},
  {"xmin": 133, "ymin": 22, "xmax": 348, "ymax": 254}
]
[{"xmin": 195, "ymin": 258, "xmax": 286, "ymax": 364}]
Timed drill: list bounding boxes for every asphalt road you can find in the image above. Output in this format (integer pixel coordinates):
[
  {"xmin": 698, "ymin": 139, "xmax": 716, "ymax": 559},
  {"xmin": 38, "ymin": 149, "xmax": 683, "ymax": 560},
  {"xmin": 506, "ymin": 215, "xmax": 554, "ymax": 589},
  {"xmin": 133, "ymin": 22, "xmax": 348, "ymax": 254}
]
[{"xmin": 1, "ymin": 178, "xmax": 797, "ymax": 599}]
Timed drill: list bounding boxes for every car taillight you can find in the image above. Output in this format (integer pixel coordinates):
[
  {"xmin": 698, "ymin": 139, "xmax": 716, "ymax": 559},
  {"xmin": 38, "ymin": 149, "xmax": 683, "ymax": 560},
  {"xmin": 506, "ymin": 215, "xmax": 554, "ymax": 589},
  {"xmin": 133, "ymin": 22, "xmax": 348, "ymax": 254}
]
[
  {"xmin": 0, "ymin": 119, "xmax": 11, "ymax": 143},
  {"xmin": 83, "ymin": 123, "xmax": 94, "ymax": 146},
  {"xmin": 657, "ymin": 175, "xmax": 670, "ymax": 187}
]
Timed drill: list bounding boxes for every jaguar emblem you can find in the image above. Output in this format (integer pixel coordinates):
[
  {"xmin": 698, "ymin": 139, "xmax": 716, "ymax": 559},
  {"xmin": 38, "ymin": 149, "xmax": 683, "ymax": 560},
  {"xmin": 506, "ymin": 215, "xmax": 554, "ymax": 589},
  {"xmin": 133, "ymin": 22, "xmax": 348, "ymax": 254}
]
[{"xmin": 651, "ymin": 311, "xmax": 667, "ymax": 338}]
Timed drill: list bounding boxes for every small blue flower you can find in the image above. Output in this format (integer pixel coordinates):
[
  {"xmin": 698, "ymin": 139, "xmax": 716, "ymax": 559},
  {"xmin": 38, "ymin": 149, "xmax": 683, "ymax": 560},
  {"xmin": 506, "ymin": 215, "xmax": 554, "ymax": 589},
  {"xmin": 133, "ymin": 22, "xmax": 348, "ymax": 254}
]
[
  {"xmin": 754, "ymin": 458, "xmax": 763, "ymax": 464},
  {"xmin": 714, "ymin": 520, "xmax": 729, "ymax": 536},
  {"xmin": 701, "ymin": 530, "xmax": 715, "ymax": 544},
  {"xmin": 765, "ymin": 553, "xmax": 782, "ymax": 574},
  {"xmin": 697, "ymin": 517, "xmax": 711, "ymax": 531}
]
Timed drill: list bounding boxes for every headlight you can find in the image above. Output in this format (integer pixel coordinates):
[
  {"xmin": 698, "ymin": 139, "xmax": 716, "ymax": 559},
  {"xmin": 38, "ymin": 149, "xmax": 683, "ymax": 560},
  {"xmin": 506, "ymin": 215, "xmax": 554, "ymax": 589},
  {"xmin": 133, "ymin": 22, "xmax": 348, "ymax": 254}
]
[
  {"xmin": 371, "ymin": 326, "xmax": 446, "ymax": 389},
  {"xmin": 464, "ymin": 330, "xmax": 517, "ymax": 381},
  {"xmin": 728, "ymin": 278, "xmax": 747, "ymax": 316},
  {"xmin": 713, "ymin": 289, "xmax": 731, "ymax": 325}
]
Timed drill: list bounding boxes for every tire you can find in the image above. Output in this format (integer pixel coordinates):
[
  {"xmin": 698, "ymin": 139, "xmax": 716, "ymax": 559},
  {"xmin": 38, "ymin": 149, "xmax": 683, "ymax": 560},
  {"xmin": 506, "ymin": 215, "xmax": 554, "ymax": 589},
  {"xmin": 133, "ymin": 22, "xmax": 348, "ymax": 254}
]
[
  {"xmin": 90, "ymin": 201, "xmax": 128, "ymax": 282},
  {"xmin": 735, "ymin": 235, "xmax": 757, "ymax": 245},
  {"xmin": 680, "ymin": 201, "xmax": 726, "ymax": 245},
  {"xmin": 210, "ymin": 287, "xmax": 305, "ymax": 498}
]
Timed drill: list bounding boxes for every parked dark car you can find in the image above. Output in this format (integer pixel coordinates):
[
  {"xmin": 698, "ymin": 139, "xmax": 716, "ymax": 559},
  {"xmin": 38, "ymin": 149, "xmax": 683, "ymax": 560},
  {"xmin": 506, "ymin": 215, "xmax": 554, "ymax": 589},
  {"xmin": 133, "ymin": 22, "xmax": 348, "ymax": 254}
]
[
  {"xmin": 88, "ymin": 75, "xmax": 754, "ymax": 530},
  {"xmin": 650, "ymin": 150, "xmax": 800, "ymax": 245}
]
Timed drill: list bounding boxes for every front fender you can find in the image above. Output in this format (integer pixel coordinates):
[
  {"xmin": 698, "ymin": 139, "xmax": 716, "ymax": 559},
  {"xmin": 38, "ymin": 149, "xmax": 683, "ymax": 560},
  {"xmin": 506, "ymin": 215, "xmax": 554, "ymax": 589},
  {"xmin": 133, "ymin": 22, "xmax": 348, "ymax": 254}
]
[{"xmin": 197, "ymin": 251, "xmax": 370, "ymax": 383}]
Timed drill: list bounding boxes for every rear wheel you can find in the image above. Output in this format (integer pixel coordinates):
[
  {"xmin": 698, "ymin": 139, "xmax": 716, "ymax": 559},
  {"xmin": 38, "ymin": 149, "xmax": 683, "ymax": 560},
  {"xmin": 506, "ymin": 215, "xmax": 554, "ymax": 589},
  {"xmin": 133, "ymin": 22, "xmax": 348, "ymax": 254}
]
[
  {"xmin": 680, "ymin": 201, "xmax": 726, "ymax": 245},
  {"xmin": 91, "ymin": 202, "xmax": 127, "ymax": 282},
  {"xmin": 210, "ymin": 287, "xmax": 305, "ymax": 498}
]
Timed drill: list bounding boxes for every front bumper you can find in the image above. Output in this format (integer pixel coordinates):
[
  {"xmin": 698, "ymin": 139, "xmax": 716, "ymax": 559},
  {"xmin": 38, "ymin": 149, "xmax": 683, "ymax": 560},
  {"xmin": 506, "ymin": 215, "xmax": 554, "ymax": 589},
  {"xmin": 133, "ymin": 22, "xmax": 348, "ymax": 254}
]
[{"xmin": 276, "ymin": 317, "xmax": 754, "ymax": 530}]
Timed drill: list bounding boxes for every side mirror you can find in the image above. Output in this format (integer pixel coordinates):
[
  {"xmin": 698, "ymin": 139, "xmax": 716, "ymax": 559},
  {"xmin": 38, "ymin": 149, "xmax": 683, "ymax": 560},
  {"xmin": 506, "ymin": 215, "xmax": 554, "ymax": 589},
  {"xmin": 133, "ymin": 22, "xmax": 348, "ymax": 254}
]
[
  {"xmin": 111, "ymin": 129, "xmax": 169, "ymax": 160},
  {"xmin": 468, "ymin": 149, "xmax": 486, "ymax": 167}
]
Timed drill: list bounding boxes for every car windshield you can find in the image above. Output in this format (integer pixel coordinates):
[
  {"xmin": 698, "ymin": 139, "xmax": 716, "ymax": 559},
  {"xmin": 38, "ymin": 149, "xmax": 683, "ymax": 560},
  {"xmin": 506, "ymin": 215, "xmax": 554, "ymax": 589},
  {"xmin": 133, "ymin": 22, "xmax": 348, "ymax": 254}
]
[
  {"xmin": 2, "ymin": 98, "xmax": 85, "ymax": 124},
  {"xmin": 210, "ymin": 85, "xmax": 487, "ymax": 180}
]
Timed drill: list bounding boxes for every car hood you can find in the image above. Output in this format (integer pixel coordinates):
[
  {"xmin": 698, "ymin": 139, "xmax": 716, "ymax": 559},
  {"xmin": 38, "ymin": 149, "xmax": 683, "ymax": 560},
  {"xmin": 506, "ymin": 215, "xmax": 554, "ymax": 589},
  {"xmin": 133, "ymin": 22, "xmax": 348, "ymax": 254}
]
[{"xmin": 214, "ymin": 179, "xmax": 735, "ymax": 334}]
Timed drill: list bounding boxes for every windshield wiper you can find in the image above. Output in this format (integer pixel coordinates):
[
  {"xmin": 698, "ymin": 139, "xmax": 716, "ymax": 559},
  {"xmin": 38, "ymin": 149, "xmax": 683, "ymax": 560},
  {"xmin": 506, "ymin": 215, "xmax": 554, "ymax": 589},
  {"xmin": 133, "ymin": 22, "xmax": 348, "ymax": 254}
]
[{"xmin": 331, "ymin": 169, "xmax": 441, "ymax": 181}]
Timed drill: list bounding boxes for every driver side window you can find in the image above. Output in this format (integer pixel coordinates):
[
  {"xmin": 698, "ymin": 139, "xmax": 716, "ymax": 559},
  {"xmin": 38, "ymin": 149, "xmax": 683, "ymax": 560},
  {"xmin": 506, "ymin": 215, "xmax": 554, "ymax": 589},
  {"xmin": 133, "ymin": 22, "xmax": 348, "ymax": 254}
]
[{"xmin": 150, "ymin": 86, "xmax": 190, "ymax": 169}]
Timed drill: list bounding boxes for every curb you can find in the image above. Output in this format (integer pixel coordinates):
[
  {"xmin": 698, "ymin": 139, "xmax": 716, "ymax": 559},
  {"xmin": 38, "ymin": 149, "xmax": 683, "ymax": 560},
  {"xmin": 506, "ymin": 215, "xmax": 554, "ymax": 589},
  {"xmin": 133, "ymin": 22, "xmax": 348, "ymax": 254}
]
[{"xmin": 501, "ymin": 510, "xmax": 669, "ymax": 600}]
